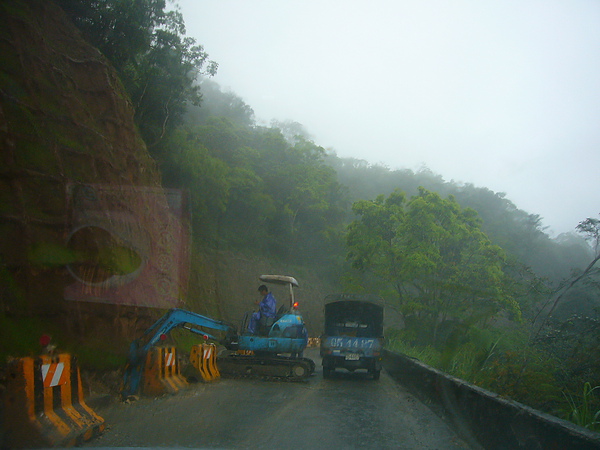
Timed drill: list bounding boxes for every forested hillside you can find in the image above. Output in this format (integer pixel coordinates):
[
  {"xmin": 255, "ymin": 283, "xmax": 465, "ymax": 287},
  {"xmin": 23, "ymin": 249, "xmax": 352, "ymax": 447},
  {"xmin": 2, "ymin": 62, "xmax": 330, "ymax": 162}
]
[{"xmin": 1, "ymin": 0, "xmax": 598, "ymax": 431}]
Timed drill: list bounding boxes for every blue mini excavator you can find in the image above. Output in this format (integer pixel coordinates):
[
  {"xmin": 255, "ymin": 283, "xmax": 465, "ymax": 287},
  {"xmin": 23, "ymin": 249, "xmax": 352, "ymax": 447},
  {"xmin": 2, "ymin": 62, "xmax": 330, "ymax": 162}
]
[{"xmin": 121, "ymin": 275, "xmax": 314, "ymax": 398}]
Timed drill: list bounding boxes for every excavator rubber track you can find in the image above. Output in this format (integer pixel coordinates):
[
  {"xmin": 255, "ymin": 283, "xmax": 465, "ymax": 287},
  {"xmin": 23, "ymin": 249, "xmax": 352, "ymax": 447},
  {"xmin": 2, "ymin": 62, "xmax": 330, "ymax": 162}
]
[{"xmin": 217, "ymin": 353, "xmax": 315, "ymax": 380}]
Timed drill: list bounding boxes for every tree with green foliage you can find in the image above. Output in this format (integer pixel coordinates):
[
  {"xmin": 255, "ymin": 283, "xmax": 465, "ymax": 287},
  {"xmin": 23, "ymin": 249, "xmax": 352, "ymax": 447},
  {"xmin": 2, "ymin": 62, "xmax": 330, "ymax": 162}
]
[
  {"xmin": 159, "ymin": 127, "xmax": 230, "ymax": 242},
  {"xmin": 577, "ymin": 215, "xmax": 600, "ymax": 257},
  {"xmin": 533, "ymin": 214, "xmax": 600, "ymax": 335},
  {"xmin": 56, "ymin": 0, "xmax": 217, "ymax": 146},
  {"xmin": 347, "ymin": 188, "xmax": 519, "ymax": 345},
  {"xmin": 256, "ymin": 134, "xmax": 348, "ymax": 261},
  {"xmin": 186, "ymin": 79, "xmax": 255, "ymax": 128}
]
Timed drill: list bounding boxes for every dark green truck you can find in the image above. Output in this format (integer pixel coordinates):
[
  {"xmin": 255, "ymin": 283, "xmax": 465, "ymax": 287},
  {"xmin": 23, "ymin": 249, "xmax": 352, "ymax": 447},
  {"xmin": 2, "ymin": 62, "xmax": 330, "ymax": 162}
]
[{"xmin": 320, "ymin": 294, "xmax": 384, "ymax": 380}]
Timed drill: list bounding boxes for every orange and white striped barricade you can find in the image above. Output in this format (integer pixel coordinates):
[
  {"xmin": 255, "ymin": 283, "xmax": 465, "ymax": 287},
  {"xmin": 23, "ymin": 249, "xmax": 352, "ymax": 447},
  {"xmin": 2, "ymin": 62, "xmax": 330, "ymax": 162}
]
[
  {"xmin": 198, "ymin": 344, "xmax": 213, "ymax": 381},
  {"xmin": 205, "ymin": 344, "xmax": 220, "ymax": 380},
  {"xmin": 187, "ymin": 344, "xmax": 203, "ymax": 382},
  {"xmin": 142, "ymin": 346, "xmax": 188, "ymax": 396},
  {"xmin": 189, "ymin": 344, "xmax": 212, "ymax": 382},
  {"xmin": 3, "ymin": 353, "xmax": 105, "ymax": 448},
  {"xmin": 187, "ymin": 343, "xmax": 220, "ymax": 382}
]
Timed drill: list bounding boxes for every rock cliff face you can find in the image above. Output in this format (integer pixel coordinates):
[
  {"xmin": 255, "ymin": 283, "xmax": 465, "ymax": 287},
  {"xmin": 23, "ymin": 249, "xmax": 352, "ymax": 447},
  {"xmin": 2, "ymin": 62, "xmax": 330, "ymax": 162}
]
[
  {"xmin": 0, "ymin": 0, "xmax": 164, "ymax": 346},
  {"xmin": 0, "ymin": 1, "xmax": 332, "ymax": 361}
]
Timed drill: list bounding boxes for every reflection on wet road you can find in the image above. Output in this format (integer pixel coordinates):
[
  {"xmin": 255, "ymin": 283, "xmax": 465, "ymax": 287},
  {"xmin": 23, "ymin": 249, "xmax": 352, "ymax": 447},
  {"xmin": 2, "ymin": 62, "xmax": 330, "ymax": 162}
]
[{"xmin": 85, "ymin": 349, "xmax": 472, "ymax": 449}]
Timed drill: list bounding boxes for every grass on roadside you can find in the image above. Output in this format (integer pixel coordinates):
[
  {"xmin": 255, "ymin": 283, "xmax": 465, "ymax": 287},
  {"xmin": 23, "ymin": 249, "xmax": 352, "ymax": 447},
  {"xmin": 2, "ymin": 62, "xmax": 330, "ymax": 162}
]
[{"xmin": 563, "ymin": 382, "xmax": 600, "ymax": 432}]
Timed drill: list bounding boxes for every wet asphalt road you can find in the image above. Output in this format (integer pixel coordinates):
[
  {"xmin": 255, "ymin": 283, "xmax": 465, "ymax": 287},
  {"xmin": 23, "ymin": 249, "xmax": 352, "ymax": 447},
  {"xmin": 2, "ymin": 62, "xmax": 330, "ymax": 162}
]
[{"xmin": 84, "ymin": 348, "xmax": 472, "ymax": 449}]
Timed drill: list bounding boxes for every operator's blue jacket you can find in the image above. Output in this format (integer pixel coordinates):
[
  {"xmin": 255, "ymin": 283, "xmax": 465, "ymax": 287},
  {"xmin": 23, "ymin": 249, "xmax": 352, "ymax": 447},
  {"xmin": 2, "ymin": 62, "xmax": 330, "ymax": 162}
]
[{"xmin": 260, "ymin": 292, "xmax": 277, "ymax": 318}]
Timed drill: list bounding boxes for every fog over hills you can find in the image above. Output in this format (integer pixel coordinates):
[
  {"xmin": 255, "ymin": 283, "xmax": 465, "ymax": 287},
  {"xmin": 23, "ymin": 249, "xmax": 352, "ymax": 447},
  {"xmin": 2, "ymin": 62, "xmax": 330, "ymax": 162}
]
[{"xmin": 177, "ymin": 0, "xmax": 600, "ymax": 236}]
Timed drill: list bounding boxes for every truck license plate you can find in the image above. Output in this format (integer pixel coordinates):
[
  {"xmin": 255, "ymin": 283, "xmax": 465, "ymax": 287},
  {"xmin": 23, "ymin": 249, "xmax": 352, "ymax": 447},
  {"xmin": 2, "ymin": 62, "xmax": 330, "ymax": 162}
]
[{"xmin": 345, "ymin": 353, "xmax": 360, "ymax": 361}]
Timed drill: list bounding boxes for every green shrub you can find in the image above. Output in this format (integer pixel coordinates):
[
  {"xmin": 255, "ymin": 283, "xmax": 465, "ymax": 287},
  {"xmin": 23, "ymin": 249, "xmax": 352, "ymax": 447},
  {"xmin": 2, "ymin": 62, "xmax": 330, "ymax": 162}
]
[{"xmin": 388, "ymin": 325, "xmax": 563, "ymax": 413}]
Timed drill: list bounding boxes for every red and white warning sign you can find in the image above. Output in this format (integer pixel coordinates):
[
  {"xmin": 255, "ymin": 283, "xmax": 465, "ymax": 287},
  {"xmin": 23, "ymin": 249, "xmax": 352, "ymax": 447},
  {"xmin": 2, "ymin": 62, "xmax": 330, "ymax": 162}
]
[
  {"xmin": 164, "ymin": 352, "xmax": 175, "ymax": 367},
  {"xmin": 41, "ymin": 362, "xmax": 67, "ymax": 388}
]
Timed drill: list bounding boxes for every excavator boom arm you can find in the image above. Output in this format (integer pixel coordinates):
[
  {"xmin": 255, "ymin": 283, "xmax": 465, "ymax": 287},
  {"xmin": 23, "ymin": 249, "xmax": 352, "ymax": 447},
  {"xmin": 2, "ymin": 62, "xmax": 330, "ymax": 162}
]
[
  {"xmin": 141, "ymin": 308, "xmax": 236, "ymax": 350},
  {"xmin": 122, "ymin": 308, "xmax": 237, "ymax": 398}
]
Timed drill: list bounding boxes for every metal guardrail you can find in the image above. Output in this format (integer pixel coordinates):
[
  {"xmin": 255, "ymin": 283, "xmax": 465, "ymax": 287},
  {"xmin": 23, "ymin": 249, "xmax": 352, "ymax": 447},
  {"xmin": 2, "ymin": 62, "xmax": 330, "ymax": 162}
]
[{"xmin": 383, "ymin": 349, "xmax": 600, "ymax": 449}]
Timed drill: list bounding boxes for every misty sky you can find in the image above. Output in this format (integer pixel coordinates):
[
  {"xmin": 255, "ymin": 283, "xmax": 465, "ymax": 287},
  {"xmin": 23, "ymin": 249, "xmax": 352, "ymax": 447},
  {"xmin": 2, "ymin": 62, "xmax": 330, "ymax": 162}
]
[{"xmin": 176, "ymin": 0, "xmax": 600, "ymax": 237}]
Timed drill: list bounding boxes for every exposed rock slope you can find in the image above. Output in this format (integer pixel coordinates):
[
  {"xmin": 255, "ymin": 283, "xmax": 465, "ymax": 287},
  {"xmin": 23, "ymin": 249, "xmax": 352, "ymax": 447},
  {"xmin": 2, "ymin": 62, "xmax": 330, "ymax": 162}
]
[{"xmin": 0, "ymin": 0, "xmax": 162, "ymax": 344}]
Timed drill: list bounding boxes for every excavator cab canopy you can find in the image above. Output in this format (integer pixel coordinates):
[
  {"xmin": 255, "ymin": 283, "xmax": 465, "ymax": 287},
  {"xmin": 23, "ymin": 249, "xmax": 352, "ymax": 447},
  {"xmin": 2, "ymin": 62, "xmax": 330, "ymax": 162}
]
[
  {"xmin": 259, "ymin": 274, "xmax": 298, "ymax": 287},
  {"xmin": 259, "ymin": 274, "xmax": 299, "ymax": 310}
]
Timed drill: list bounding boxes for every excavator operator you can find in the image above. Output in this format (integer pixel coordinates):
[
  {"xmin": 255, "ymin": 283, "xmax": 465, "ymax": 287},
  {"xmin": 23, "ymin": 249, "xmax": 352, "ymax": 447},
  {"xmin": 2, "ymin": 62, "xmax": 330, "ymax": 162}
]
[{"xmin": 248, "ymin": 284, "xmax": 277, "ymax": 334}]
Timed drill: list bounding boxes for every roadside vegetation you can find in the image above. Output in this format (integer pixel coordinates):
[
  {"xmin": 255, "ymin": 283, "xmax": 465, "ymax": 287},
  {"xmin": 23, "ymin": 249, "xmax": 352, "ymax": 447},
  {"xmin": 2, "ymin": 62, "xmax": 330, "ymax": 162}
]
[{"xmin": 3, "ymin": 0, "xmax": 599, "ymax": 432}]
